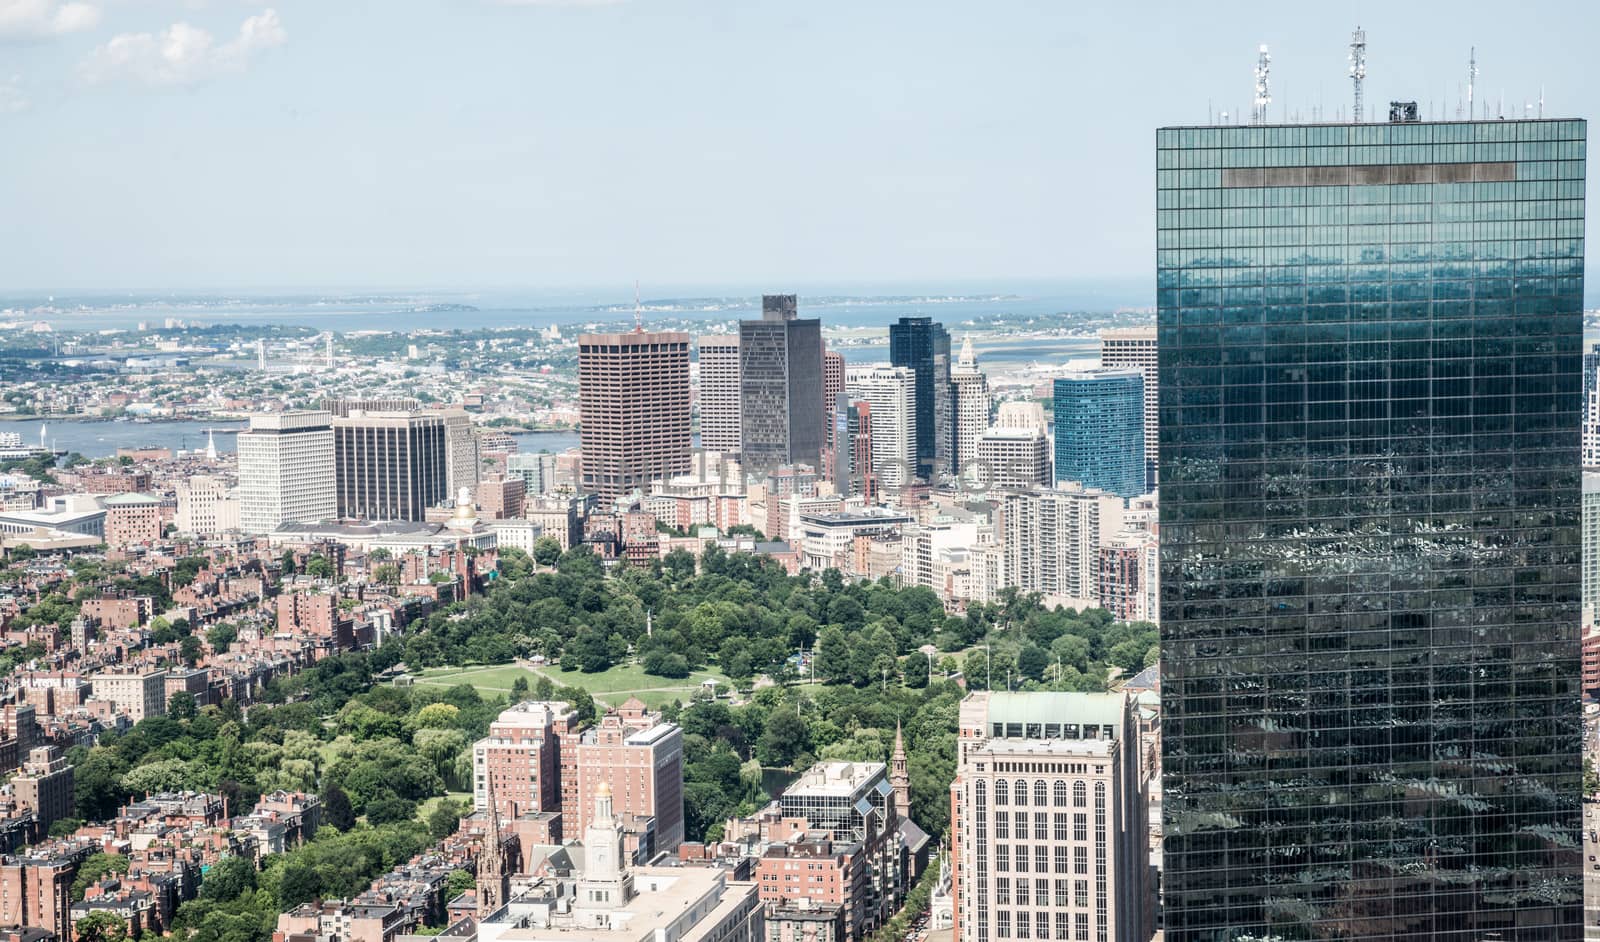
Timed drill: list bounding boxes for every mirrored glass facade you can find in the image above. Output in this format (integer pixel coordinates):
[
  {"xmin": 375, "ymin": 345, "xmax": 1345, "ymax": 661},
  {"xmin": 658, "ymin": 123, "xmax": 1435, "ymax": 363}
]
[{"xmin": 1157, "ymin": 119, "xmax": 1586, "ymax": 941}]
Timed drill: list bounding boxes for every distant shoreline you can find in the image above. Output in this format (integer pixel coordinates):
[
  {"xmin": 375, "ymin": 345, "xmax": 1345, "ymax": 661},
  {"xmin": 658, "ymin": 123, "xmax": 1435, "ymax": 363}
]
[{"xmin": 0, "ymin": 414, "xmax": 575, "ymax": 433}]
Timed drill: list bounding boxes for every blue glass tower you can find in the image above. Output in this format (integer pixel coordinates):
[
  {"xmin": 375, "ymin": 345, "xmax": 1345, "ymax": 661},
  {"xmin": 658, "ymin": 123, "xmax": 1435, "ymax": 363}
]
[
  {"xmin": 1158, "ymin": 117, "xmax": 1585, "ymax": 940},
  {"xmin": 1052, "ymin": 368, "xmax": 1145, "ymax": 497}
]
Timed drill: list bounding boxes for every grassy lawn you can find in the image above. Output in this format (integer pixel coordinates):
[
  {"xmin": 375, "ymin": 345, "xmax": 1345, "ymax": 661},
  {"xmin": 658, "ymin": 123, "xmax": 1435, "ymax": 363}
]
[
  {"xmin": 410, "ymin": 660, "xmax": 730, "ymax": 710},
  {"xmin": 412, "ymin": 663, "xmax": 543, "ymax": 694},
  {"xmin": 417, "ymin": 791, "xmax": 472, "ymax": 821}
]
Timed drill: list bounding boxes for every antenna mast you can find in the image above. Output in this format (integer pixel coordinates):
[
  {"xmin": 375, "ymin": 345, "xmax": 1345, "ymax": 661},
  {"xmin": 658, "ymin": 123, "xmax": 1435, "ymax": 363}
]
[
  {"xmin": 1252, "ymin": 45, "xmax": 1271, "ymax": 124},
  {"xmin": 633, "ymin": 280, "xmax": 642, "ymax": 331},
  {"xmin": 1467, "ymin": 47, "xmax": 1478, "ymax": 119},
  {"xmin": 1349, "ymin": 28, "xmax": 1367, "ymax": 124}
]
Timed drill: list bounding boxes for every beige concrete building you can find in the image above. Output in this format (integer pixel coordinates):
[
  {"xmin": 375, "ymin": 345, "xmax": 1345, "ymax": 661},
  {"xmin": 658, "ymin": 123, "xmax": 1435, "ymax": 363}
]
[
  {"xmin": 443, "ymin": 409, "xmax": 480, "ymax": 495},
  {"xmin": 91, "ymin": 668, "xmax": 168, "ymax": 722},
  {"xmin": 697, "ymin": 335, "xmax": 741, "ymax": 457},
  {"xmin": 12, "ymin": 745, "xmax": 74, "ymax": 833},
  {"xmin": 175, "ymin": 474, "xmax": 240, "ymax": 536},
  {"xmin": 950, "ymin": 691, "xmax": 1149, "ymax": 942},
  {"xmin": 974, "ymin": 427, "xmax": 1051, "ymax": 494},
  {"xmin": 1000, "ymin": 486, "xmax": 1125, "ymax": 610},
  {"xmin": 579, "ymin": 330, "xmax": 692, "ymax": 503}
]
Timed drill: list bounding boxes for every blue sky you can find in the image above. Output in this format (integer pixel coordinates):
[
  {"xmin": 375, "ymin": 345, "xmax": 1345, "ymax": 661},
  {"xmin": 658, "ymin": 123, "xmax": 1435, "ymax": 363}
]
[{"xmin": 1, "ymin": 0, "xmax": 1595, "ymax": 295}]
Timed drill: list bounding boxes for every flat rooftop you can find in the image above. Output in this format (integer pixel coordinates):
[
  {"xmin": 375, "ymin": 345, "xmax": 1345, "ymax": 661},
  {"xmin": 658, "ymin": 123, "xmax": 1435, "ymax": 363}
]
[{"xmin": 783, "ymin": 761, "xmax": 886, "ymax": 798}]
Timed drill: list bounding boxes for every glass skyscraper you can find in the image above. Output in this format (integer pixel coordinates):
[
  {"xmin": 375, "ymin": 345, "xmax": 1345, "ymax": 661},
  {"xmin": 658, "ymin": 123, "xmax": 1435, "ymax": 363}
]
[
  {"xmin": 1053, "ymin": 368, "xmax": 1146, "ymax": 497},
  {"xmin": 889, "ymin": 315, "xmax": 953, "ymax": 481},
  {"xmin": 1158, "ymin": 117, "xmax": 1585, "ymax": 940}
]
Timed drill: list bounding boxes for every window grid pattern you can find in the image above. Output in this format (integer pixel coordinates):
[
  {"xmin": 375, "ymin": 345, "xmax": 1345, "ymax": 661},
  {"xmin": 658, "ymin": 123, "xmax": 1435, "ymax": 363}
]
[{"xmin": 1158, "ymin": 118, "xmax": 1586, "ymax": 941}]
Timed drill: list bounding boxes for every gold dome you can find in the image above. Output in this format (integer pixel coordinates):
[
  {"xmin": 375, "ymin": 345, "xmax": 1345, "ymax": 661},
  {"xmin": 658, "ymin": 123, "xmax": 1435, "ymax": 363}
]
[{"xmin": 596, "ymin": 781, "xmax": 612, "ymax": 798}]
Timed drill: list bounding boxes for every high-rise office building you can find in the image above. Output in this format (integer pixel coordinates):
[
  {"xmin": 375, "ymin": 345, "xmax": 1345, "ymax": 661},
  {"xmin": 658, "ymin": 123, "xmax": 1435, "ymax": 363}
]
[
  {"xmin": 1053, "ymin": 369, "xmax": 1145, "ymax": 498},
  {"xmin": 846, "ymin": 366, "xmax": 916, "ymax": 493},
  {"xmin": 1159, "ymin": 117, "xmax": 1586, "ymax": 940},
  {"xmin": 889, "ymin": 316, "xmax": 953, "ymax": 480},
  {"xmin": 950, "ymin": 691, "xmax": 1150, "ymax": 942},
  {"xmin": 698, "ymin": 334, "xmax": 742, "ymax": 456},
  {"xmin": 951, "ymin": 336, "xmax": 991, "ymax": 477},
  {"xmin": 823, "ymin": 347, "xmax": 845, "ymax": 460},
  {"xmin": 237, "ymin": 411, "xmax": 336, "ymax": 534},
  {"xmin": 830, "ymin": 395, "xmax": 878, "ymax": 501},
  {"xmin": 443, "ymin": 410, "xmax": 480, "ymax": 495},
  {"xmin": 333, "ymin": 411, "xmax": 450, "ymax": 521},
  {"xmin": 975, "ymin": 427, "xmax": 1050, "ymax": 493},
  {"xmin": 740, "ymin": 295, "xmax": 825, "ymax": 477},
  {"xmin": 579, "ymin": 329, "xmax": 692, "ymax": 503},
  {"xmin": 1098, "ymin": 327, "xmax": 1158, "ymax": 490}
]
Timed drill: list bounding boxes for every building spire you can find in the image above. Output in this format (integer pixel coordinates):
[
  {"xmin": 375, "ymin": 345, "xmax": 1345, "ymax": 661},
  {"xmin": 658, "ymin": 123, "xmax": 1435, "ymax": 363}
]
[
  {"xmin": 478, "ymin": 769, "xmax": 510, "ymax": 917},
  {"xmin": 956, "ymin": 334, "xmax": 977, "ymax": 371}
]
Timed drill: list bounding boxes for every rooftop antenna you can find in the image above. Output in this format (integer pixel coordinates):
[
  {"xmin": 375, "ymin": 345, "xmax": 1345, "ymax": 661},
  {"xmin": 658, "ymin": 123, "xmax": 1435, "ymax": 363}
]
[
  {"xmin": 633, "ymin": 280, "xmax": 642, "ymax": 331},
  {"xmin": 1539, "ymin": 85, "xmax": 1545, "ymax": 119},
  {"xmin": 1467, "ymin": 47, "xmax": 1477, "ymax": 119},
  {"xmin": 1349, "ymin": 27, "xmax": 1367, "ymax": 124},
  {"xmin": 1252, "ymin": 44, "xmax": 1272, "ymax": 124}
]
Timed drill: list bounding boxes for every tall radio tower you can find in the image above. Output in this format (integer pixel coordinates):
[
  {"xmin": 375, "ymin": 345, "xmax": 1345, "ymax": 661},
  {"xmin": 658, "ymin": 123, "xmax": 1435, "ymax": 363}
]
[
  {"xmin": 1252, "ymin": 45, "xmax": 1271, "ymax": 124},
  {"xmin": 1349, "ymin": 28, "xmax": 1367, "ymax": 123}
]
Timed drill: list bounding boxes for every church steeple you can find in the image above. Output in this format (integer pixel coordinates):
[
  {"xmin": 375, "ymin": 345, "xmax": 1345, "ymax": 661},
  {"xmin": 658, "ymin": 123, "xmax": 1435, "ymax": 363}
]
[
  {"xmin": 478, "ymin": 770, "xmax": 512, "ymax": 917},
  {"xmin": 891, "ymin": 720, "xmax": 910, "ymax": 823}
]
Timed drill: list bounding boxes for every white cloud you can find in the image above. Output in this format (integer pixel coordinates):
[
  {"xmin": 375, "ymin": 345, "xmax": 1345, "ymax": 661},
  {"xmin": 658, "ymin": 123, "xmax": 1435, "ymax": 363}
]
[
  {"xmin": 81, "ymin": 7, "xmax": 284, "ymax": 86},
  {"xmin": 0, "ymin": 0, "xmax": 101, "ymax": 38},
  {"xmin": 0, "ymin": 75, "xmax": 26, "ymax": 113}
]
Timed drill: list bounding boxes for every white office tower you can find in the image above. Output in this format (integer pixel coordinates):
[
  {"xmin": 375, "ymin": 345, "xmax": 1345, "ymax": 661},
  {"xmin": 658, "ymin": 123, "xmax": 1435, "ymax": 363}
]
[
  {"xmin": 698, "ymin": 334, "xmax": 742, "ymax": 456},
  {"xmin": 238, "ymin": 411, "xmax": 336, "ymax": 534},
  {"xmin": 951, "ymin": 336, "xmax": 991, "ymax": 477},
  {"xmin": 846, "ymin": 366, "xmax": 917, "ymax": 492},
  {"xmin": 443, "ymin": 410, "xmax": 480, "ymax": 494}
]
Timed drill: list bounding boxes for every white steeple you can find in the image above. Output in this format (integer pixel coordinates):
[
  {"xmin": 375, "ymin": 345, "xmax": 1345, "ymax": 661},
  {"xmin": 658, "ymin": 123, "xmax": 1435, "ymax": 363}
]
[{"xmin": 577, "ymin": 780, "xmax": 633, "ymax": 913}]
